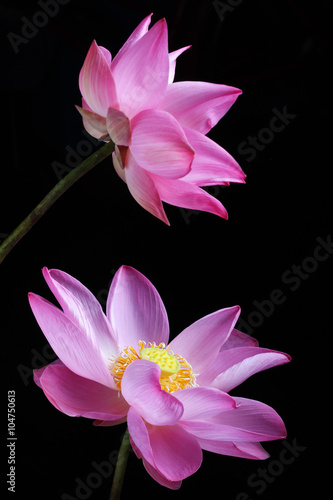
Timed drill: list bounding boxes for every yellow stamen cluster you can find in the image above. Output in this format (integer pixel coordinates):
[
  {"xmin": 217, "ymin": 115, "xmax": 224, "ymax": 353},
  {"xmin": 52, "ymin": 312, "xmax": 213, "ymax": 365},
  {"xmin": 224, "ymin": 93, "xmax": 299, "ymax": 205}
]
[{"xmin": 110, "ymin": 341, "xmax": 197, "ymax": 393}]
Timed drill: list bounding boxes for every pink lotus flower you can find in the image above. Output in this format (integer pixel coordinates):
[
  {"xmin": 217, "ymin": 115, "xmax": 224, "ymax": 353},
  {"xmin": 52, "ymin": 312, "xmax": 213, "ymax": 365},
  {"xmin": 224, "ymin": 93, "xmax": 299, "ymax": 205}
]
[
  {"xmin": 76, "ymin": 14, "xmax": 245, "ymax": 224},
  {"xmin": 30, "ymin": 266, "xmax": 290, "ymax": 489}
]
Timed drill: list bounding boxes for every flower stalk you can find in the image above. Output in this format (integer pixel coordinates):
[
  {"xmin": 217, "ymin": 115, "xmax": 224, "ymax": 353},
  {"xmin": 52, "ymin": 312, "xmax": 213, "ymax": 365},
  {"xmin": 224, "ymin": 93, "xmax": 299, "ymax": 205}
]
[
  {"xmin": 0, "ymin": 140, "xmax": 115, "ymax": 264},
  {"xmin": 109, "ymin": 428, "xmax": 131, "ymax": 500}
]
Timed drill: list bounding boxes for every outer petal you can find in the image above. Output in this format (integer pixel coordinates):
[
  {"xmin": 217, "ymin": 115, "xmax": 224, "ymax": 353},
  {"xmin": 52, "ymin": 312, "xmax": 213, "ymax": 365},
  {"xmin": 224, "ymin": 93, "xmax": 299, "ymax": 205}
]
[
  {"xmin": 79, "ymin": 40, "xmax": 118, "ymax": 116},
  {"xmin": 181, "ymin": 397, "xmax": 286, "ymax": 443},
  {"xmin": 123, "ymin": 151, "xmax": 169, "ymax": 224},
  {"xmin": 147, "ymin": 423, "xmax": 203, "ymax": 481},
  {"xmin": 143, "ymin": 459, "xmax": 182, "ymax": 489},
  {"xmin": 130, "ymin": 109, "xmax": 194, "ymax": 179},
  {"xmin": 106, "ymin": 107, "xmax": 131, "ymax": 146},
  {"xmin": 168, "ymin": 46, "xmax": 191, "ymax": 83},
  {"xmin": 42, "ymin": 268, "xmax": 118, "ymax": 362},
  {"xmin": 75, "ymin": 104, "xmax": 108, "ymax": 140},
  {"xmin": 173, "ymin": 387, "xmax": 236, "ymax": 420},
  {"xmin": 111, "ymin": 19, "xmax": 169, "ymax": 118},
  {"xmin": 35, "ymin": 362, "xmax": 129, "ymax": 420},
  {"xmin": 121, "ymin": 360, "xmax": 184, "ymax": 426},
  {"xmin": 111, "ymin": 14, "xmax": 153, "ymax": 72},
  {"xmin": 160, "ymin": 81, "xmax": 242, "ymax": 135},
  {"xmin": 198, "ymin": 347, "xmax": 291, "ymax": 392},
  {"xmin": 106, "ymin": 266, "xmax": 169, "ymax": 348},
  {"xmin": 182, "ymin": 127, "xmax": 246, "ymax": 185},
  {"xmin": 220, "ymin": 328, "xmax": 259, "ymax": 351},
  {"xmin": 168, "ymin": 306, "xmax": 240, "ymax": 374},
  {"xmin": 28, "ymin": 293, "xmax": 113, "ymax": 388},
  {"xmin": 128, "ymin": 406, "xmax": 202, "ymax": 482},
  {"xmin": 196, "ymin": 439, "xmax": 270, "ymax": 459},
  {"xmin": 151, "ymin": 174, "xmax": 228, "ymax": 219}
]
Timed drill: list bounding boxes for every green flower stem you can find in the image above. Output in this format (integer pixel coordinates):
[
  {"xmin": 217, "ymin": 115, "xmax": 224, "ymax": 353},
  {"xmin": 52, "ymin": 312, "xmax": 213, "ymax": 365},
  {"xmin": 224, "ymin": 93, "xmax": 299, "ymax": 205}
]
[
  {"xmin": 109, "ymin": 428, "xmax": 131, "ymax": 500},
  {"xmin": 0, "ymin": 140, "xmax": 115, "ymax": 265}
]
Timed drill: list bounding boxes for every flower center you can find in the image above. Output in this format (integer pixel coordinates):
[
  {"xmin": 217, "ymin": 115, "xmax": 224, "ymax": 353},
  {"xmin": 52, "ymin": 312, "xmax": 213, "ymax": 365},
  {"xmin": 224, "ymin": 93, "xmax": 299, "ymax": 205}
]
[
  {"xmin": 110, "ymin": 341, "xmax": 197, "ymax": 393},
  {"xmin": 140, "ymin": 347, "xmax": 180, "ymax": 377}
]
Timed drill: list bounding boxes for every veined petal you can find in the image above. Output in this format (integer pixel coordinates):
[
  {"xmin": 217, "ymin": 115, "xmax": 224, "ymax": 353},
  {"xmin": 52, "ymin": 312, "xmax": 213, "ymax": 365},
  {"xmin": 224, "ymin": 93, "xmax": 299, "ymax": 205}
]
[
  {"xmin": 127, "ymin": 406, "xmax": 155, "ymax": 465},
  {"xmin": 75, "ymin": 104, "xmax": 108, "ymax": 140},
  {"xmin": 42, "ymin": 268, "xmax": 118, "ymax": 362},
  {"xmin": 36, "ymin": 362, "xmax": 129, "ymax": 420},
  {"xmin": 28, "ymin": 293, "xmax": 113, "ymax": 388},
  {"xmin": 160, "ymin": 81, "xmax": 242, "ymax": 134},
  {"xmin": 182, "ymin": 127, "xmax": 246, "ymax": 185},
  {"xmin": 111, "ymin": 14, "xmax": 153, "ymax": 72},
  {"xmin": 147, "ymin": 423, "xmax": 203, "ymax": 481},
  {"xmin": 79, "ymin": 40, "xmax": 118, "ymax": 116},
  {"xmin": 123, "ymin": 151, "xmax": 169, "ymax": 224},
  {"xmin": 196, "ymin": 439, "xmax": 270, "ymax": 459},
  {"xmin": 151, "ymin": 174, "xmax": 228, "ymax": 219},
  {"xmin": 168, "ymin": 306, "xmax": 240, "ymax": 374},
  {"xmin": 106, "ymin": 266, "xmax": 169, "ymax": 348},
  {"xmin": 168, "ymin": 45, "xmax": 191, "ymax": 83},
  {"xmin": 173, "ymin": 387, "xmax": 236, "ymax": 420},
  {"xmin": 106, "ymin": 107, "xmax": 131, "ymax": 146},
  {"xmin": 130, "ymin": 109, "xmax": 194, "ymax": 179},
  {"xmin": 143, "ymin": 459, "xmax": 182, "ymax": 489},
  {"xmin": 220, "ymin": 328, "xmax": 259, "ymax": 351},
  {"xmin": 111, "ymin": 19, "xmax": 169, "ymax": 118},
  {"xmin": 207, "ymin": 397, "xmax": 287, "ymax": 442},
  {"xmin": 121, "ymin": 360, "xmax": 184, "ymax": 425},
  {"xmin": 198, "ymin": 347, "xmax": 291, "ymax": 392}
]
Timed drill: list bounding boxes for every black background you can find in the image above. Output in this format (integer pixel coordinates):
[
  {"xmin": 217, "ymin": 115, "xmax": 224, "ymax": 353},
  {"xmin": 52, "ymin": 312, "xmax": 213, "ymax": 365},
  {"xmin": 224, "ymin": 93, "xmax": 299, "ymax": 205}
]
[{"xmin": 1, "ymin": 1, "xmax": 331, "ymax": 499}]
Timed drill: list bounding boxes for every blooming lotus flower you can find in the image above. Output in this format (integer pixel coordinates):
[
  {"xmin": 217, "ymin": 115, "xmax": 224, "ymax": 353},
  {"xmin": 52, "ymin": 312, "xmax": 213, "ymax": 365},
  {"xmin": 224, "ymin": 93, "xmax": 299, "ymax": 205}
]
[
  {"xmin": 76, "ymin": 14, "xmax": 245, "ymax": 224},
  {"xmin": 30, "ymin": 266, "xmax": 290, "ymax": 489}
]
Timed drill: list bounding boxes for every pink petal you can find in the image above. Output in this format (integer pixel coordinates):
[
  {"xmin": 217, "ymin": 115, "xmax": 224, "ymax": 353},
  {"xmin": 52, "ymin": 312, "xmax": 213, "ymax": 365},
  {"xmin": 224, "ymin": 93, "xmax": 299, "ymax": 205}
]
[
  {"xmin": 112, "ymin": 146, "xmax": 126, "ymax": 182},
  {"xmin": 106, "ymin": 107, "xmax": 131, "ymax": 146},
  {"xmin": 28, "ymin": 293, "xmax": 113, "ymax": 388},
  {"xmin": 151, "ymin": 174, "xmax": 228, "ymax": 219},
  {"xmin": 75, "ymin": 104, "xmax": 108, "ymax": 140},
  {"xmin": 111, "ymin": 14, "xmax": 153, "ymax": 73},
  {"xmin": 106, "ymin": 266, "xmax": 170, "ymax": 348},
  {"xmin": 168, "ymin": 306, "xmax": 240, "ymax": 374},
  {"xmin": 42, "ymin": 268, "xmax": 118, "ymax": 362},
  {"xmin": 121, "ymin": 360, "xmax": 184, "ymax": 425},
  {"xmin": 160, "ymin": 81, "xmax": 242, "ymax": 134},
  {"xmin": 36, "ymin": 362, "xmax": 129, "ymax": 420},
  {"xmin": 147, "ymin": 423, "xmax": 202, "ymax": 481},
  {"xmin": 196, "ymin": 439, "xmax": 270, "ymax": 459},
  {"xmin": 143, "ymin": 459, "xmax": 182, "ymax": 489},
  {"xmin": 210, "ymin": 397, "xmax": 287, "ymax": 441},
  {"xmin": 181, "ymin": 397, "xmax": 286, "ymax": 443},
  {"xmin": 220, "ymin": 328, "xmax": 259, "ymax": 351},
  {"xmin": 123, "ymin": 151, "xmax": 169, "ymax": 224},
  {"xmin": 111, "ymin": 19, "xmax": 169, "ymax": 118},
  {"xmin": 79, "ymin": 40, "xmax": 118, "ymax": 117},
  {"xmin": 182, "ymin": 127, "xmax": 246, "ymax": 185},
  {"xmin": 168, "ymin": 45, "xmax": 191, "ymax": 83},
  {"xmin": 127, "ymin": 406, "xmax": 155, "ymax": 465},
  {"xmin": 130, "ymin": 109, "xmax": 194, "ymax": 178},
  {"xmin": 173, "ymin": 387, "xmax": 236, "ymax": 420},
  {"xmin": 198, "ymin": 347, "xmax": 291, "ymax": 392}
]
